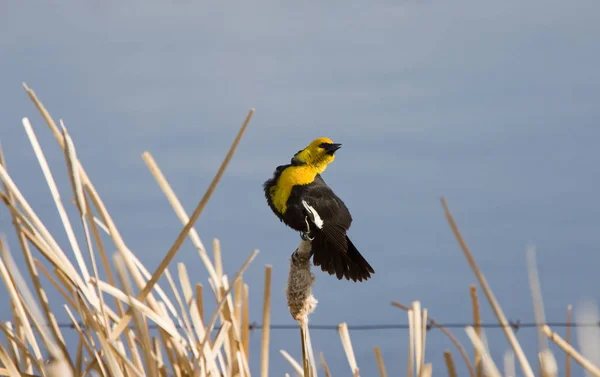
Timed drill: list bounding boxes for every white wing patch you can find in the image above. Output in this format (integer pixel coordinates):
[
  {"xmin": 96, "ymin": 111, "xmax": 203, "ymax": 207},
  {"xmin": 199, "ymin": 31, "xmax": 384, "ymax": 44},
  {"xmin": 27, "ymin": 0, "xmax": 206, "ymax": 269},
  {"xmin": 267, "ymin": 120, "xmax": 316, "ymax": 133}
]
[{"xmin": 302, "ymin": 200, "xmax": 323, "ymax": 229}]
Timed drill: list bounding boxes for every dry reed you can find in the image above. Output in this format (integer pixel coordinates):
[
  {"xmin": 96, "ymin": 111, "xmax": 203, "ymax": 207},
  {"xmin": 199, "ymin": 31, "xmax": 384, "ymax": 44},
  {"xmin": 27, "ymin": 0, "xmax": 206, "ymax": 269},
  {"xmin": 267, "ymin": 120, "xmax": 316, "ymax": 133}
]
[
  {"xmin": 443, "ymin": 350, "xmax": 457, "ymax": 377},
  {"xmin": 0, "ymin": 84, "xmax": 599, "ymax": 377},
  {"xmin": 470, "ymin": 285, "xmax": 483, "ymax": 377}
]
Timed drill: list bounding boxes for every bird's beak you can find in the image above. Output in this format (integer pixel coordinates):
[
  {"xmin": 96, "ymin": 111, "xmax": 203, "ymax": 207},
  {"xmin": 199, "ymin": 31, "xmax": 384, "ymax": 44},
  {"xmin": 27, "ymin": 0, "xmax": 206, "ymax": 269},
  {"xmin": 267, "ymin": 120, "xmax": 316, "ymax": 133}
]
[{"xmin": 324, "ymin": 143, "xmax": 342, "ymax": 154}]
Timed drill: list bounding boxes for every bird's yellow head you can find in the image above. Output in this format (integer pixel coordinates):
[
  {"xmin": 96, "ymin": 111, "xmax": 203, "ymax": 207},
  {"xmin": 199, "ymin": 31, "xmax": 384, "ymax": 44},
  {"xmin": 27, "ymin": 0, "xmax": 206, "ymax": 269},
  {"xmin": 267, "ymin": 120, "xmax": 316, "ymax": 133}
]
[{"xmin": 291, "ymin": 137, "xmax": 342, "ymax": 174}]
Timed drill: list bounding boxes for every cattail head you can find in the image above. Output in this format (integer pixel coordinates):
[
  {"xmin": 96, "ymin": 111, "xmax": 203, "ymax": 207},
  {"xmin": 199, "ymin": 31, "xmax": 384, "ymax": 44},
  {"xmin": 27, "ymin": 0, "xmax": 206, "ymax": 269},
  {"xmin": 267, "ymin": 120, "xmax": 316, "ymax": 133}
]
[{"xmin": 286, "ymin": 239, "xmax": 318, "ymax": 323}]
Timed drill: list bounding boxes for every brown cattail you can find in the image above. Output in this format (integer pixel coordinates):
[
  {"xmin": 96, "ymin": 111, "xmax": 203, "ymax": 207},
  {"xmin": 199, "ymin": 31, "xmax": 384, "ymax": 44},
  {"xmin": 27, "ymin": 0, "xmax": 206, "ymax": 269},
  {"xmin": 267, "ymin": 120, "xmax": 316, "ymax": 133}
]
[{"xmin": 286, "ymin": 239, "xmax": 318, "ymax": 323}]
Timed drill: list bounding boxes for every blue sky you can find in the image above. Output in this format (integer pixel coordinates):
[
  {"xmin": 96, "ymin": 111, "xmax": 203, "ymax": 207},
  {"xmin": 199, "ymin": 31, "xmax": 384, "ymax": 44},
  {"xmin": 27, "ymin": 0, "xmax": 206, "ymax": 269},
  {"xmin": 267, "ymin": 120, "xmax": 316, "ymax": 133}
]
[{"xmin": 1, "ymin": 1, "xmax": 600, "ymax": 376}]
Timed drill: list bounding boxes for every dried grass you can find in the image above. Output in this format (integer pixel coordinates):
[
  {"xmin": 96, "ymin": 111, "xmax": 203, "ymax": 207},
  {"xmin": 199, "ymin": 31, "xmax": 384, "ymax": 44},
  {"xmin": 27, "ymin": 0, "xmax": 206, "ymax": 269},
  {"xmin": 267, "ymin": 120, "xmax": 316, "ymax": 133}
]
[{"xmin": 0, "ymin": 84, "xmax": 599, "ymax": 377}]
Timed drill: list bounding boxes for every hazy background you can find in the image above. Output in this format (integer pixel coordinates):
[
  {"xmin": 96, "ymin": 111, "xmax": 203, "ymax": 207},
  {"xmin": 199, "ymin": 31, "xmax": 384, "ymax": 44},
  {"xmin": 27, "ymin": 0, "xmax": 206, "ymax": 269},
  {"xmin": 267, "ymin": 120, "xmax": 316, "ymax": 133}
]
[{"xmin": 1, "ymin": 1, "xmax": 599, "ymax": 375}]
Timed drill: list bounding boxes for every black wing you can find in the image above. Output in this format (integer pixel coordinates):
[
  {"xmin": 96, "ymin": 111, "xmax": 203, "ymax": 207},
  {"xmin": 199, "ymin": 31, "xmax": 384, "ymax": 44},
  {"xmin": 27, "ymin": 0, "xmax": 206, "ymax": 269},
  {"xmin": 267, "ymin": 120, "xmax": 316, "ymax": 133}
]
[
  {"xmin": 299, "ymin": 174, "xmax": 352, "ymax": 230},
  {"xmin": 292, "ymin": 174, "xmax": 352, "ymax": 257},
  {"xmin": 298, "ymin": 175, "xmax": 374, "ymax": 281}
]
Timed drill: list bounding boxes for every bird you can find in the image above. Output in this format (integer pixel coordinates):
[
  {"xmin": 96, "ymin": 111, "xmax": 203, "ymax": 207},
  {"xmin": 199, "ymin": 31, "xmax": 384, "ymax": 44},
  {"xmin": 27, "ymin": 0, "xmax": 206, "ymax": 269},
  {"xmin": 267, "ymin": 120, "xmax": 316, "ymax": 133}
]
[{"xmin": 263, "ymin": 137, "xmax": 375, "ymax": 282}]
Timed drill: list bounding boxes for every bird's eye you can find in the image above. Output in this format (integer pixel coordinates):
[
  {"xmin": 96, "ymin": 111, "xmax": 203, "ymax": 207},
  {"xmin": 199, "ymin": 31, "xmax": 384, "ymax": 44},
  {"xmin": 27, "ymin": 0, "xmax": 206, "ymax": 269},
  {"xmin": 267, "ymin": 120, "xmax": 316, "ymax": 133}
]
[{"xmin": 318, "ymin": 143, "xmax": 328, "ymax": 149}]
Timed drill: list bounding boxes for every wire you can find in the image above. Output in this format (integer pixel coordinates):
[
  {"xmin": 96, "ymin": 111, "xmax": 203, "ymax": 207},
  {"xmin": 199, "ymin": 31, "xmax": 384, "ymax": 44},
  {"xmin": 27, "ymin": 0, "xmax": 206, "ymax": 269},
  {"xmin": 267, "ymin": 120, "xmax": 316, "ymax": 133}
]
[{"xmin": 52, "ymin": 320, "xmax": 595, "ymax": 332}]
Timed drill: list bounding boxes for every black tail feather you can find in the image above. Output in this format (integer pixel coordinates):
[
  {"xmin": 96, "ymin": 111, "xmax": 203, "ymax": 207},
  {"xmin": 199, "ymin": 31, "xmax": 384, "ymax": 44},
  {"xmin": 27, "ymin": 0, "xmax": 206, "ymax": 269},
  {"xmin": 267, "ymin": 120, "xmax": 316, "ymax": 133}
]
[
  {"xmin": 345, "ymin": 236, "xmax": 375, "ymax": 281},
  {"xmin": 310, "ymin": 231, "xmax": 374, "ymax": 282}
]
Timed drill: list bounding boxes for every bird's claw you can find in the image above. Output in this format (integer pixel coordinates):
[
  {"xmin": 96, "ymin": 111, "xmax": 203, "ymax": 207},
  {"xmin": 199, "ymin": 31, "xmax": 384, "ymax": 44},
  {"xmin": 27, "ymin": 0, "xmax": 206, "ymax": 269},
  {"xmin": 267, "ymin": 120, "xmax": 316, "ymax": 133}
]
[
  {"xmin": 300, "ymin": 231, "xmax": 314, "ymax": 241},
  {"xmin": 301, "ymin": 216, "xmax": 314, "ymax": 241}
]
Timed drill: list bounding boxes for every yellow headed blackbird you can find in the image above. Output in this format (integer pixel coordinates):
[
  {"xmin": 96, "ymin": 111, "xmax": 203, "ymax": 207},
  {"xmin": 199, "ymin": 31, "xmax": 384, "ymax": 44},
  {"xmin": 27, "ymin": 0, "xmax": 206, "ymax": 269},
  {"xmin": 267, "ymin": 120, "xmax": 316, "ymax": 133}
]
[{"xmin": 263, "ymin": 137, "xmax": 374, "ymax": 282}]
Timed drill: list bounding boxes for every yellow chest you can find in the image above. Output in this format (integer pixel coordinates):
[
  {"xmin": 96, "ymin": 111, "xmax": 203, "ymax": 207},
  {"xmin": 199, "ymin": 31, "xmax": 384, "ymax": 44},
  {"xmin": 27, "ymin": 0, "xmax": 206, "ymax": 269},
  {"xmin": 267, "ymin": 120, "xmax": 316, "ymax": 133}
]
[{"xmin": 270, "ymin": 166, "xmax": 316, "ymax": 214}]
